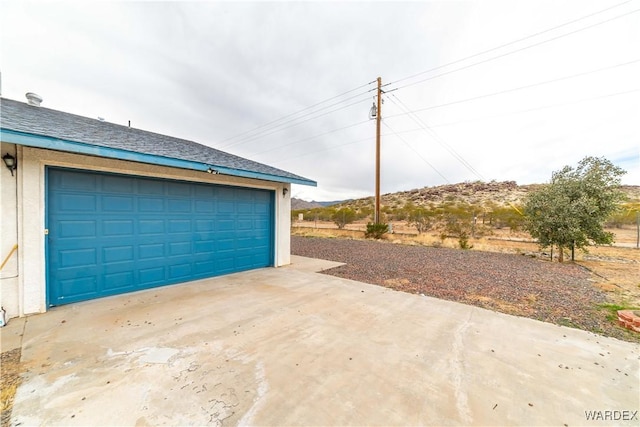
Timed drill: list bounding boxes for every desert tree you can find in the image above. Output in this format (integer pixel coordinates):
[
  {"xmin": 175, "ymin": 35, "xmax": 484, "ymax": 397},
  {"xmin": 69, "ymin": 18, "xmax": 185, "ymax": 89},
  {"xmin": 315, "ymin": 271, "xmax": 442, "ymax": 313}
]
[
  {"xmin": 523, "ymin": 156, "xmax": 626, "ymax": 262},
  {"xmin": 407, "ymin": 206, "xmax": 435, "ymax": 234},
  {"xmin": 332, "ymin": 208, "xmax": 356, "ymax": 229}
]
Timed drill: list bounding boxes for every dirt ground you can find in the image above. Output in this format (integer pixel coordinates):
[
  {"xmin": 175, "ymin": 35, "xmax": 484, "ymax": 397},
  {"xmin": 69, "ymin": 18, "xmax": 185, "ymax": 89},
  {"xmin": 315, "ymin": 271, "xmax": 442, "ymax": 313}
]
[
  {"xmin": 1, "ymin": 349, "xmax": 21, "ymax": 427},
  {"xmin": 293, "ymin": 221, "xmax": 640, "ymax": 309}
]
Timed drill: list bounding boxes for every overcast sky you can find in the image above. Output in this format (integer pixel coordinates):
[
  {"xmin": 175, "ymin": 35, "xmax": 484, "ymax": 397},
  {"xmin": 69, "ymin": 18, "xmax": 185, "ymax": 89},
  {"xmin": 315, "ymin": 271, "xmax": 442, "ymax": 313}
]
[{"xmin": 1, "ymin": 1, "xmax": 638, "ymax": 201}]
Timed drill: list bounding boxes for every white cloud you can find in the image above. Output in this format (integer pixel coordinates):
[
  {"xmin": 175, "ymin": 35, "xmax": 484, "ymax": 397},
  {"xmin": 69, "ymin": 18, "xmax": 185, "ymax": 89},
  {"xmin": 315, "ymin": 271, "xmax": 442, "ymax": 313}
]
[{"xmin": 1, "ymin": 0, "xmax": 638, "ymax": 201}]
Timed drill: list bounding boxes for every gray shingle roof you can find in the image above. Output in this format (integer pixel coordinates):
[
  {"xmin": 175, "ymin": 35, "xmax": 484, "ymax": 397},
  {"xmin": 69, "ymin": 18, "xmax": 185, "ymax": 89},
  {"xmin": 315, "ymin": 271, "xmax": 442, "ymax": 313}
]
[{"xmin": 0, "ymin": 97, "xmax": 315, "ymax": 185}]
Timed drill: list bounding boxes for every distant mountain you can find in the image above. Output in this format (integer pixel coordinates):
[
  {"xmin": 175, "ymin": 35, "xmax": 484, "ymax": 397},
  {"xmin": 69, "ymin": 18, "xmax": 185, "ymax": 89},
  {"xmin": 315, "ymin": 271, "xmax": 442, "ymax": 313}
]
[
  {"xmin": 291, "ymin": 199, "xmax": 323, "ymax": 210},
  {"xmin": 291, "ymin": 198, "xmax": 351, "ymax": 210},
  {"xmin": 317, "ymin": 200, "xmax": 351, "ymax": 207},
  {"xmin": 292, "ymin": 181, "xmax": 640, "ymax": 211}
]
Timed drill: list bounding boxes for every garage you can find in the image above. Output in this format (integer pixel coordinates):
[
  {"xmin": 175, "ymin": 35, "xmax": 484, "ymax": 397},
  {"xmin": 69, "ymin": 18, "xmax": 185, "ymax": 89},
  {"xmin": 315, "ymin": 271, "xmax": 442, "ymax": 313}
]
[
  {"xmin": 1, "ymin": 95, "xmax": 315, "ymax": 318},
  {"xmin": 47, "ymin": 167, "xmax": 274, "ymax": 306}
]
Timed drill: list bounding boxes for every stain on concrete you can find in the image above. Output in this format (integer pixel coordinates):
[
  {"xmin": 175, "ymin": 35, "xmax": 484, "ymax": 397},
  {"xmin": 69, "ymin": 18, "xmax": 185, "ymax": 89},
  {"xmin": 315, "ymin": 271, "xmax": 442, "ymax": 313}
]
[{"xmin": 7, "ymin": 264, "xmax": 640, "ymax": 426}]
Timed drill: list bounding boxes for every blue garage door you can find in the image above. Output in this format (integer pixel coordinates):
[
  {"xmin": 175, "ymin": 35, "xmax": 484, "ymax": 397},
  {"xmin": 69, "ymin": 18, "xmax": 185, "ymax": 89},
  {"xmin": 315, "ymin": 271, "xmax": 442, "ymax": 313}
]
[{"xmin": 47, "ymin": 168, "xmax": 274, "ymax": 306}]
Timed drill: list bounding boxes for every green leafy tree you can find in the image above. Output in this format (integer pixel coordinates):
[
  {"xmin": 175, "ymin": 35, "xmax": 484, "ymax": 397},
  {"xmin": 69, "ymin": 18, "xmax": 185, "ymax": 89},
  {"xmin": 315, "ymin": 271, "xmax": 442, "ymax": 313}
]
[
  {"xmin": 523, "ymin": 156, "xmax": 626, "ymax": 262},
  {"xmin": 332, "ymin": 208, "xmax": 356, "ymax": 229}
]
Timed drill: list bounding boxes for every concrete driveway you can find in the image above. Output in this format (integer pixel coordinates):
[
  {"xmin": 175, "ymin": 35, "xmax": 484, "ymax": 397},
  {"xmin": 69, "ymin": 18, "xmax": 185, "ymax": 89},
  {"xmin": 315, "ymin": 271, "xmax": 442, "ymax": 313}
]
[{"xmin": 2, "ymin": 256, "xmax": 638, "ymax": 426}]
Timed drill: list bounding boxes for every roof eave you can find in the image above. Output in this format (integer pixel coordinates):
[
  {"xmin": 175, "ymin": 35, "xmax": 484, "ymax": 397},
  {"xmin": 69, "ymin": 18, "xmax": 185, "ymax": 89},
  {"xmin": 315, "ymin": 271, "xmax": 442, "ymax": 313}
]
[{"xmin": 0, "ymin": 128, "xmax": 317, "ymax": 187}]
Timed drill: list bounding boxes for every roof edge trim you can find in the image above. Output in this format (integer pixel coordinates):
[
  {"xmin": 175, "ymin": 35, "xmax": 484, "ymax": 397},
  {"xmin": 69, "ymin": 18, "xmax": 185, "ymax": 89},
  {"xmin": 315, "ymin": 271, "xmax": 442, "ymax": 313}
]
[{"xmin": 0, "ymin": 129, "xmax": 317, "ymax": 186}]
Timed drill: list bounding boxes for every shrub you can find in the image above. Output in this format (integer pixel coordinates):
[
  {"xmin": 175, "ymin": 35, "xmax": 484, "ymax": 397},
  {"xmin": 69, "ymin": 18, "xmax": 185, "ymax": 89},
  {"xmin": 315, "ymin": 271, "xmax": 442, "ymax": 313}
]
[
  {"xmin": 407, "ymin": 207, "xmax": 434, "ymax": 234},
  {"xmin": 332, "ymin": 208, "xmax": 356, "ymax": 229},
  {"xmin": 365, "ymin": 222, "xmax": 388, "ymax": 239},
  {"xmin": 458, "ymin": 232, "xmax": 473, "ymax": 250}
]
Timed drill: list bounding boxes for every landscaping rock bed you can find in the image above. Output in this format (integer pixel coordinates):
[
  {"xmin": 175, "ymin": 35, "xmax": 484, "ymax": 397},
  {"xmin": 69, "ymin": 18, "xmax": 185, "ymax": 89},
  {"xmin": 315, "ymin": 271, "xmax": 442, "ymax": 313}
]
[{"xmin": 292, "ymin": 236, "xmax": 637, "ymax": 342}]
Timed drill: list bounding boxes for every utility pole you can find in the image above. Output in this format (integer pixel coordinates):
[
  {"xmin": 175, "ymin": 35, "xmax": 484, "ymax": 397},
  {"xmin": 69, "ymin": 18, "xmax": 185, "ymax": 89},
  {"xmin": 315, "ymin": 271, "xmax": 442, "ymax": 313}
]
[{"xmin": 374, "ymin": 76, "xmax": 382, "ymax": 224}]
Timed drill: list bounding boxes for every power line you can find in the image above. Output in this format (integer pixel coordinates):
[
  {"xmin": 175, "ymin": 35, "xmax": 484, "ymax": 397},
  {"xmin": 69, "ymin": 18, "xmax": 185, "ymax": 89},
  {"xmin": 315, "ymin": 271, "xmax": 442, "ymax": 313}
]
[
  {"xmin": 264, "ymin": 125, "xmax": 446, "ymax": 167},
  {"xmin": 251, "ymin": 119, "xmax": 371, "ymax": 156},
  {"xmin": 381, "ymin": 121, "xmax": 450, "ymax": 184},
  {"xmin": 271, "ymin": 86, "xmax": 639, "ymax": 181},
  {"xmin": 268, "ymin": 135, "xmax": 372, "ymax": 166},
  {"xmin": 217, "ymin": 81, "xmax": 375, "ymax": 149},
  {"xmin": 388, "ymin": 6, "xmax": 640, "ymax": 92},
  {"xmin": 217, "ymin": 4, "xmax": 638, "ymax": 158},
  {"xmin": 385, "ymin": 59, "xmax": 640, "ymax": 119},
  {"xmin": 220, "ymin": 93, "xmax": 373, "ymax": 150},
  {"xmin": 424, "ymin": 88, "xmax": 640, "ymax": 129},
  {"xmin": 386, "ymin": 93, "xmax": 485, "ymax": 180},
  {"xmin": 386, "ymin": 0, "xmax": 634, "ymax": 87}
]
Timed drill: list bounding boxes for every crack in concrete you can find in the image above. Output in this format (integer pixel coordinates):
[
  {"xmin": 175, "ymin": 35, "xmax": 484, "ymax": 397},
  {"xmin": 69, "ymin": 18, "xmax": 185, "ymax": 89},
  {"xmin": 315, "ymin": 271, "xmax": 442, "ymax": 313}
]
[{"xmin": 450, "ymin": 310, "xmax": 473, "ymax": 425}]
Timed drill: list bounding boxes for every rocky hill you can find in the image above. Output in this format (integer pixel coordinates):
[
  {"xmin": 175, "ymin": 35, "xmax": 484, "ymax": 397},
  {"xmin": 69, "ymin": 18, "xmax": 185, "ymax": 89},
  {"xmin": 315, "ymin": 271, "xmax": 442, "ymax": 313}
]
[
  {"xmin": 299, "ymin": 181, "xmax": 640, "ymax": 211},
  {"xmin": 388, "ymin": 181, "xmax": 540, "ymax": 208}
]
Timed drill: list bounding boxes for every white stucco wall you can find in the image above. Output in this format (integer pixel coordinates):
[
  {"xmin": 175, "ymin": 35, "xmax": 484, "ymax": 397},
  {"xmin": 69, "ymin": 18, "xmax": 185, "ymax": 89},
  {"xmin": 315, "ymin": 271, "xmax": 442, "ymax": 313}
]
[
  {"xmin": 0, "ymin": 143, "xmax": 20, "ymax": 319},
  {"xmin": 0, "ymin": 144, "xmax": 292, "ymax": 318}
]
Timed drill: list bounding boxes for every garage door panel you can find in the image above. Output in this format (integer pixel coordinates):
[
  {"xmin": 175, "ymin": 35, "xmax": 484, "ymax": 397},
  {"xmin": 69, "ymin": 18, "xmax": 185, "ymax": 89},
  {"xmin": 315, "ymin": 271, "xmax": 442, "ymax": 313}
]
[
  {"xmin": 168, "ymin": 182, "xmax": 191, "ymax": 196},
  {"xmin": 103, "ymin": 259, "xmax": 135, "ymax": 272},
  {"xmin": 138, "ymin": 179, "xmax": 164, "ymax": 195},
  {"xmin": 102, "ymin": 195, "xmax": 134, "ymax": 212},
  {"xmin": 195, "ymin": 219, "xmax": 214, "ymax": 231},
  {"xmin": 255, "ymin": 222, "xmax": 270, "ymax": 233},
  {"xmin": 102, "ymin": 245, "xmax": 134, "ymax": 263},
  {"xmin": 168, "ymin": 199, "xmax": 191, "ymax": 212},
  {"xmin": 47, "ymin": 168, "xmax": 274, "ymax": 306},
  {"xmin": 139, "ymin": 197, "xmax": 165, "ymax": 212},
  {"xmin": 56, "ymin": 171, "xmax": 97, "ymax": 191},
  {"xmin": 59, "ymin": 248, "xmax": 97, "ymax": 268},
  {"xmin": 215, "ymin": 258, "xmax": 235, "ymax": 273},
  {"xmin": 169, "ymin": 219, "xmax": 191, "ymax": 233},
  {"xmin": 103, "ymin": 219, "xmax": 134, "ymax": 236},
  {"xmin": 103, "ymin": 175, "xmax": 134, "ymax": 192},
  {"xmin": 254, "ymin": 203, "xmax": 270, "ymax": 214},
  {"xmin": 194, "ymin": 186, "xmax": 215, "ymax": 197},
  {"xmin": 139, "ymin": 243, "xmax": 166, "ymax": 259},
  {"xmin": 216, "ymin": 219, "xmax": 235, "ymax": 231},
  {"xmin": 194, "ymin": 240, "xmax": 215, "ymax": 254},
  {"xmin": 139, "ymin": 267, "xmax": 166, "ymax": 285},
  {"xmin": 57, "ymin": 220, "xmax": 96, "ymax": 238},
  {"xmin": 169, "ymin": 263, "xmax": 192, "ymax": 279},
  {"xmin": 218, "ymin": 202, "xmax": 234, "ymax": 213},
  {"xmin": 59, "ymin": 276, "xmax": 98, "ymax": 298},
  {"xmin": 55, "ymin": 194, "xmax": 97, "ymax": 211},
  {"xmin": 195, "ymin": 260, "xmax": 216, "ymax": 274},
  {"xmin": 169, "ymin": 241, "xmax": 191, "ymax": 256},
  {"xmin": 195, "ymin": 234, "xmax": 216, "ymax": 244},
  {"xmin": 236, "ymin": 254, "xmax": 254, "ymax": 269},
  {"xmin": 216, "ymin": 239, "xmax": 234, "ymax": 252},
  {"xmin": 103, "ymin": 271, "xmax": 135, "ymax": 290},
  {"xmin": 195, "ymin": 200, "xmax": 214, "ymax": 212},
  {"xmin": 139, "ymin": 219, "xmax": 165, "ymax": 234},
  {"xmin": 237, "ymin": 202, "xmax": 254, "ymax": 213}
]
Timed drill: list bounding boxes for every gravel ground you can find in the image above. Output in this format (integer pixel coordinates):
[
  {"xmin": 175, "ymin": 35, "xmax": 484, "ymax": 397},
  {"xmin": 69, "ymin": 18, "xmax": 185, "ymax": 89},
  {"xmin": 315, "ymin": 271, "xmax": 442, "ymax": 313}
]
[
  {"xmin": 1, "ymin": 348, "xmax": 21, "ymax": 427},
  {"xmin": 292, "ymin": 236, "xmax": 636, "ymax": 342}
]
